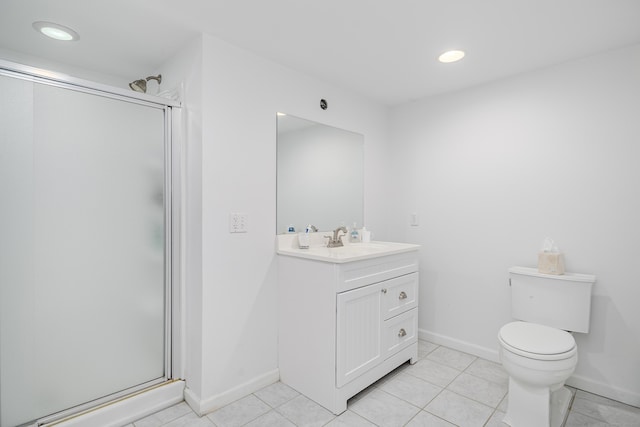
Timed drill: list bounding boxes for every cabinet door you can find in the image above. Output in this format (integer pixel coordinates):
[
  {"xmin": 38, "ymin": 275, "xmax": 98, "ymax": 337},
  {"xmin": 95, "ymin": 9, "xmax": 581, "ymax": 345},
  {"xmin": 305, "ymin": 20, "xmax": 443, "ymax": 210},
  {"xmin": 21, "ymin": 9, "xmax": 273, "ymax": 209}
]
[{"xmin": 336, "ymin": 282, "xmax": 383, "ymax": 387}]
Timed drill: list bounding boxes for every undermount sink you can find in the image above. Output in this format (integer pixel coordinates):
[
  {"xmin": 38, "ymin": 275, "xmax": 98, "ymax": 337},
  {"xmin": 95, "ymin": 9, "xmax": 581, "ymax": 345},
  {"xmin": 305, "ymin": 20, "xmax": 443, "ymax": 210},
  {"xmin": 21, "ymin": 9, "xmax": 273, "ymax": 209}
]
[{"xmin": 276, "ymin": 234, "xmax": 420, "ymax": 263}]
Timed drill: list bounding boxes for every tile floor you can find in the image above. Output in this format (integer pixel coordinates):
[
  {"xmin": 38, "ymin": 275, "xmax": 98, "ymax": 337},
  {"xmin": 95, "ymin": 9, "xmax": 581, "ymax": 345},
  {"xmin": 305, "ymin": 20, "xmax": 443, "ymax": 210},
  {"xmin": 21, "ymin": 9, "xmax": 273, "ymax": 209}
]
[{"xmin": 129, "ymin": 340, "xmax": 640, "ymax": 427}]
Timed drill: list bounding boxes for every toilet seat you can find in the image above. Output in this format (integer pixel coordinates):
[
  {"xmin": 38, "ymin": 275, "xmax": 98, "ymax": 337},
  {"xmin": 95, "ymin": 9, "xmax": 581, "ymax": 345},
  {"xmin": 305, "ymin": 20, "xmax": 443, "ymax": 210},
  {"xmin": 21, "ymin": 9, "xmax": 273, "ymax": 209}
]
[{"xmin": 499, "ymin": 321, "xmax": 576, "ymax": 361}]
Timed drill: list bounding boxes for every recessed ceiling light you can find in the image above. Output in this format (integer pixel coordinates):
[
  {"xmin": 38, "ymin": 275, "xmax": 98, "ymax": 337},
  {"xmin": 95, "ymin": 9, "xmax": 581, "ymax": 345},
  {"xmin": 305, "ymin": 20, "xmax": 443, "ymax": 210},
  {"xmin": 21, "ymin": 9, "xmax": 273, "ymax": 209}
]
[
  {"xmin": 438, "ymin": 50, "xmax": 465, "ymax": 63},
  {"xmin": 32, "ymin": 21, "xmax": 79, "ymax": 41}
]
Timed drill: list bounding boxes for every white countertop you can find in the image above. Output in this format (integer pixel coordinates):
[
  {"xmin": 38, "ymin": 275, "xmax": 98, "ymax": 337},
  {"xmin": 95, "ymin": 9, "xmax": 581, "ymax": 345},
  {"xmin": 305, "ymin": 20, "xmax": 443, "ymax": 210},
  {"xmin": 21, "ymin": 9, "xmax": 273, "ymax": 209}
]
[{"xmin": 276, "ymin": 234, "xmax": 420, "ymax": 263}]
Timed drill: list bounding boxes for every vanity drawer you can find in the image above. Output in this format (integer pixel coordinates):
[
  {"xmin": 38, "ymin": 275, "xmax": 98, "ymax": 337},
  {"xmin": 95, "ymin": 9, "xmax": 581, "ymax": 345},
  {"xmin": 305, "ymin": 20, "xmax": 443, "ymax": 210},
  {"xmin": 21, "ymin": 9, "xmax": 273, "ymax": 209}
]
[
  {"xmin": 381, "ymin": 273, "xmax": 418, "ymax": 320},
  {"xmin": 383, "ymin": 308, "xmax": 417, "ymax": 358},
  {"xmin": 337, "ymin": 252, "xmax": 419, "ymax": 292}
]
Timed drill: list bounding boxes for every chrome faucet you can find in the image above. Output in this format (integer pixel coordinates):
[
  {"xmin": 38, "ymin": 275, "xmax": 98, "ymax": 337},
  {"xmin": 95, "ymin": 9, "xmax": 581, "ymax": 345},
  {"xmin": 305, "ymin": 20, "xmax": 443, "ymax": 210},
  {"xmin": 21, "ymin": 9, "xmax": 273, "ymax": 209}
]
[{"xmin": 326, "ymin": 226, "xmax": 348, "ymax": 247}]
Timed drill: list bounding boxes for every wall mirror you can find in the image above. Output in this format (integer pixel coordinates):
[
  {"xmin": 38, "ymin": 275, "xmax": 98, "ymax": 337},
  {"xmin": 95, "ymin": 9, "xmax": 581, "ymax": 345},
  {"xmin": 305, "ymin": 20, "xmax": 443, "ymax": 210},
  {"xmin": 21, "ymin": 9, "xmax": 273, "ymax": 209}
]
[{"xmin": 277, "ymin": 114, "xmax": 363, "ymax": 234}]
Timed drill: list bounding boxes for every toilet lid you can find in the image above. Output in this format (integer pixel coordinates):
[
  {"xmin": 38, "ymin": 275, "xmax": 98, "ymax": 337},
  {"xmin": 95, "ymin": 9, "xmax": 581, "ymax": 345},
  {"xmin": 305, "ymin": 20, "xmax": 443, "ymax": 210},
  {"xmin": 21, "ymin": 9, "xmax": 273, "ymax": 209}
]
[{"xmin": 499, "ymin": 321, "xmax": 575, "ymax": 355}]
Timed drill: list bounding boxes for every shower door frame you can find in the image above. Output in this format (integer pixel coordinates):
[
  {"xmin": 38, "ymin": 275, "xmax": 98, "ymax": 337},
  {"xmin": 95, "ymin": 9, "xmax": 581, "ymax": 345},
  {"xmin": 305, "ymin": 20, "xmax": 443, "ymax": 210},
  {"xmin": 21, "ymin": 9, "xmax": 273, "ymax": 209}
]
[{"xmin": 0, "ymin": 59, "xmax": 183, "ymax": 427}]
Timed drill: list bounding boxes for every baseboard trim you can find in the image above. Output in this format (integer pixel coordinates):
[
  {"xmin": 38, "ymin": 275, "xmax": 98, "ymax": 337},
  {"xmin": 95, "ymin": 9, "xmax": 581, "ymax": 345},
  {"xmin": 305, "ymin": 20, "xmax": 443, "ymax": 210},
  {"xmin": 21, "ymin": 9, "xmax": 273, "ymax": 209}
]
[
  {"xmin": 420, "ymin": 328, "xmax": 640, "ymax": 408},
  {"xmin": 183, "ymin": 387, "xmax": 203, "ymax": 417},
  {"xmin": 568, "ymin": 374, "xmax": 640, "ymax": 408},
  {"xmin": 185, "ymin": 369, "xmax": 280, "ymax": 416},
  {"xmin": 419, "ymin": 328, "xmax": 500, "ymax": 363}
]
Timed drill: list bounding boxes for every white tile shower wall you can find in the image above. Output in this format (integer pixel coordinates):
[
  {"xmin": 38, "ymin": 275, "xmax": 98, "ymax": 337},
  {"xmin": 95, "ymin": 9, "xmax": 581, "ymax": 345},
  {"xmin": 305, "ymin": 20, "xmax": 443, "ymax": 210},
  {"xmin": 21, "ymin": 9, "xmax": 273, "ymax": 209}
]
[{"xmin": 388, "ymin": 43, "xmax": 640, "ymax": 406}]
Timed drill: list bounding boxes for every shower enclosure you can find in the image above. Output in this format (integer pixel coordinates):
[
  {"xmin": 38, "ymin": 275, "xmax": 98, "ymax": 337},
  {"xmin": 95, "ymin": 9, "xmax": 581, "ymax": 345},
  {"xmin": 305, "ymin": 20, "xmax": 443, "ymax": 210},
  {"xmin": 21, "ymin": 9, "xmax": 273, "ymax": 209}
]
[{"xmin": 0, "ymin": 62, "xmax": 178, "ymax": 427}]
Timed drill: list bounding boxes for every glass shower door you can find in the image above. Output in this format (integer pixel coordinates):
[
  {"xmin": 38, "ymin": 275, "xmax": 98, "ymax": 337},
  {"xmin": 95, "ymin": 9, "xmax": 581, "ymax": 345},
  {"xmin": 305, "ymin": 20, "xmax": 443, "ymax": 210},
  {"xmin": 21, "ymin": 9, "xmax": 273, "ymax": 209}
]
[{"xmin": 0, "ymin": 73, "xmax": 169, "ymax": 427}]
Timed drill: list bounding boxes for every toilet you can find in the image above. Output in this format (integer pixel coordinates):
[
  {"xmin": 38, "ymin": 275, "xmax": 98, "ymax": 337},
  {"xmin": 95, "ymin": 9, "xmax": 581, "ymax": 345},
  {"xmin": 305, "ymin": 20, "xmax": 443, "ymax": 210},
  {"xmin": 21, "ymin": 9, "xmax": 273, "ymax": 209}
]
[{"xmin": 498, "ymin": 266, "xmax": 596, "ymax": 427}]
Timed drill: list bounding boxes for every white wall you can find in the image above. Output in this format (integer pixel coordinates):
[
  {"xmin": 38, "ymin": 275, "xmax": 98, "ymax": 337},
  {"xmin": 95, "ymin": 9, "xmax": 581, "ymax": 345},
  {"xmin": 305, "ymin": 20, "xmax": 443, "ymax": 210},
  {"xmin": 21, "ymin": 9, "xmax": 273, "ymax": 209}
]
[
  {"xmin": 388, "ymin": 43, "xmax": 640, "ymax": 406},
  {"xmin": 184, "ymin": 33, "xmax": 389, "ymax": 413},
  {"xmin": 0, "ymin": 46, "xmax": 132, "ymax": 89}
]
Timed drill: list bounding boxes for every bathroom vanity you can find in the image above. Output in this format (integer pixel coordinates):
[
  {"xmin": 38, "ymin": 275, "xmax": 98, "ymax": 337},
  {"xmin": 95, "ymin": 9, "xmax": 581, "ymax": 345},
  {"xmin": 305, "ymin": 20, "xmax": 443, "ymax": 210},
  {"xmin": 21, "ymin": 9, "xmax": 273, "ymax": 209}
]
[{"xmin": 277, "ymin": 235, "xmax": 420, "ymax": 414}]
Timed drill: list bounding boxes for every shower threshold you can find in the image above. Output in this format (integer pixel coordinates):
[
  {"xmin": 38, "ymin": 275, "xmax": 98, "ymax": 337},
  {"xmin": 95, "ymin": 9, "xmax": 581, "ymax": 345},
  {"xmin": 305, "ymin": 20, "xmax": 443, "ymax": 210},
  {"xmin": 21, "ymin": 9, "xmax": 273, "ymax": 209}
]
[{"xmin": 40, "ymin": 380, "xmax": 185, "ymax": 427}]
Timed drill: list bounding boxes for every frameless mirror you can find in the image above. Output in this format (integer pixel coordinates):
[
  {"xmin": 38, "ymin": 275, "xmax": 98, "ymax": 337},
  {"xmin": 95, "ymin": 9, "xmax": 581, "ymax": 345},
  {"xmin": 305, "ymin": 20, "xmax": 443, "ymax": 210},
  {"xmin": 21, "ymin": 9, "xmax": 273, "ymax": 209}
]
[{"xmin": 277, "ymin": 114, "xmax": 363, "ymax": 234}]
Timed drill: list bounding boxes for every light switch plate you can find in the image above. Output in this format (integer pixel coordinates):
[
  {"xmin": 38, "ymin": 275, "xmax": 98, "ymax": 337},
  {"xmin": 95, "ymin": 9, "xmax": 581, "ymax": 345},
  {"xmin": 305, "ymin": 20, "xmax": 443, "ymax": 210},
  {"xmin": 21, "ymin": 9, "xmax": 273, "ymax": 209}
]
[{"xmin": 229, "ymin": 212, "xmax": 248, "ymax": 233}]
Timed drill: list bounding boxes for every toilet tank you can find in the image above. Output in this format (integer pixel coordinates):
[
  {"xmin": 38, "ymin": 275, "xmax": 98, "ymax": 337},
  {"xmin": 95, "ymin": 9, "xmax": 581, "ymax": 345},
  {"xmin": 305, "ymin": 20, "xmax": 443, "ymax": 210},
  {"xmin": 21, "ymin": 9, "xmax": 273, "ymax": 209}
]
[{"xmin": 509, "ymin": 266, "xmax": 596, "ymax": 333}]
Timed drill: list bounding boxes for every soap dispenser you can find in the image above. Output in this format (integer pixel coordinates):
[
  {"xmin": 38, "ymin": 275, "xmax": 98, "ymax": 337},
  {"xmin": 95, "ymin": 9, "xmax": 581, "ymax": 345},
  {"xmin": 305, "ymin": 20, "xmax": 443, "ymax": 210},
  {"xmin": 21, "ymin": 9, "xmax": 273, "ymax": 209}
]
[{"xmin": 350, "ymin": 222, "xmax": 360, "ymax": 243}]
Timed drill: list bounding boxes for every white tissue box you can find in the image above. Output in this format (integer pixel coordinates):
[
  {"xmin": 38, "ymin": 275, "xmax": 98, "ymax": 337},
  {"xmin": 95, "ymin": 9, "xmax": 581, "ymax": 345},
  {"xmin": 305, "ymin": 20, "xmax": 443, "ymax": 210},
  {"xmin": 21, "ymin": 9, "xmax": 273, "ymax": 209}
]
[{"xmin": 538, "ymin": 252, "xmax": 565, "ymax": 275}]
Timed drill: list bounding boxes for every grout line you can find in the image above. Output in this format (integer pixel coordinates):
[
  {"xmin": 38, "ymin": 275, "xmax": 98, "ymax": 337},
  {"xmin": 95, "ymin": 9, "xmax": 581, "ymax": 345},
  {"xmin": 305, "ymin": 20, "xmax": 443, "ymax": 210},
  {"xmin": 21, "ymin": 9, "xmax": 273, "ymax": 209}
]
[{"xmin": 166, "ymin": 341, "xmax": 640, "ymax": 427}]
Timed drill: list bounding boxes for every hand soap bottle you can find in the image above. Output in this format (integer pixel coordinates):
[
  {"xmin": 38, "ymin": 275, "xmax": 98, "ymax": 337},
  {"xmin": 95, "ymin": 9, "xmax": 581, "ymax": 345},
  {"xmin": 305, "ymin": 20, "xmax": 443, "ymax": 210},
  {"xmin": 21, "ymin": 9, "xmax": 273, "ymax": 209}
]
[{"xmin": 350, "ymin": 222, "xmax": 360, "ymax": 243}]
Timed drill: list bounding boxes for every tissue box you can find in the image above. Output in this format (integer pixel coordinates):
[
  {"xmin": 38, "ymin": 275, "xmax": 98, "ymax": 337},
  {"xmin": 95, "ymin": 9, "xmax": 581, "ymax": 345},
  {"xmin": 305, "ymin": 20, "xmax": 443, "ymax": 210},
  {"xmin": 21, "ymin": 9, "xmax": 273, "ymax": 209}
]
[{"xmin": 538, "ymin": 252, "xmax": 565, "ymax": 275}]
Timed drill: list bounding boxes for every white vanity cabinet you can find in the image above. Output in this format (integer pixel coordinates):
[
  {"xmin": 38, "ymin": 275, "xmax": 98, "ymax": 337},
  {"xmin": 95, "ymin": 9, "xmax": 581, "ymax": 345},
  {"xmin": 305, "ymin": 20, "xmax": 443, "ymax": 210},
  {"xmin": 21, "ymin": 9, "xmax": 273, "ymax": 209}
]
[{"xmin": 277, "ymin": 246, "xmax": 419, "ymax": 414}]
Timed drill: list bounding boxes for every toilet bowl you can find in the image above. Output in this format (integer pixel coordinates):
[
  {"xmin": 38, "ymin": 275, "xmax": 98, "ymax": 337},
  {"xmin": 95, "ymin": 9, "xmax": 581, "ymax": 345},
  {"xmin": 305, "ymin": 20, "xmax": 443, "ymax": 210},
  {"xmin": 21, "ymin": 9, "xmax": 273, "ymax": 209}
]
[
  {"xmin": 499, "ymin": 321, "xmax": 577, "ymax": 427},
  {"xmin": 499, "ymin": 267, "xmax": 596, "ymax": 427}
]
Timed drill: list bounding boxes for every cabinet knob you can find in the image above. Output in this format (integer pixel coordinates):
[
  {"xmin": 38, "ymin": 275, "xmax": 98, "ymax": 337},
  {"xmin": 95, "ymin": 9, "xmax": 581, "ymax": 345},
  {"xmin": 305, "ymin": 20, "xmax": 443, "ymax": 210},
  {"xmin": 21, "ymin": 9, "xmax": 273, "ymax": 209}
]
[
  {"xmin": 399, "ymin": 291, "xmax": 407, "ymax": 300},
  {"xmin": 381, "ymin": 288, "xmax": 387, "ymax": 294},
  {"xmin": 398, "ymin": 328, "xmax": 407, "ymax": 337}
]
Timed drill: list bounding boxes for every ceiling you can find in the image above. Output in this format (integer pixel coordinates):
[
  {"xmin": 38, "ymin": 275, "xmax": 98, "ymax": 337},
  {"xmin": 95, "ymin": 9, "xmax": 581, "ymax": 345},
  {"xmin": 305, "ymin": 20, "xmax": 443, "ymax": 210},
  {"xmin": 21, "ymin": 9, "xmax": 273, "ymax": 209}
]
[{"xmin": 2, "ymin": 0, "xmax": 640, "ymax": 105}]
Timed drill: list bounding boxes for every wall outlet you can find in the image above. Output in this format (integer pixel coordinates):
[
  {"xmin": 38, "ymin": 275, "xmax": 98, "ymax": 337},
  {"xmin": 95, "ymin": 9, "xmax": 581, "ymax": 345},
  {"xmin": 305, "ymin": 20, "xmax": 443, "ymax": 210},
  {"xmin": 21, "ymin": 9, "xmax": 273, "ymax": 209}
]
[
  {"xmin": 410, "ymin": 212, "xmax": 419, "ymax": 227},
  {"xmin": 229, "ymin": 212, "xmax": 248, "ymax": 233}
]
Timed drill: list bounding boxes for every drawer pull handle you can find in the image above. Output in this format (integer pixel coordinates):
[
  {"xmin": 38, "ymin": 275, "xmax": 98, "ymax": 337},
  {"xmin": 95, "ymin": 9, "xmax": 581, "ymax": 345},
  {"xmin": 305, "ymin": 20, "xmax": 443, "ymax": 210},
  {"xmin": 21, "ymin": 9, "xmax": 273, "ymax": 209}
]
[
  {"xmin": 398, "ymin": 328, "xmax": 407, "ymax": 337},
  {"xmin": 399, "ymin": 291, "xmax": 407, "ymax": 300},
  {"xmin": 381, "ymin": 288, "xmax": 387, "ymax": 294}
]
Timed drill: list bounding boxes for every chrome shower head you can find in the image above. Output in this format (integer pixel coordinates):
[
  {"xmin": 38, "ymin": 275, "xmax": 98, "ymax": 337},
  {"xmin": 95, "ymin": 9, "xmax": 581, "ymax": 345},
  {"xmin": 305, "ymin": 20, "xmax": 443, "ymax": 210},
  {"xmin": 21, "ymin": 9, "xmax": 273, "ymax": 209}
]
[{"xmin": 129, "ymin": 74, "xmax": 162, "ymax": 93}]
